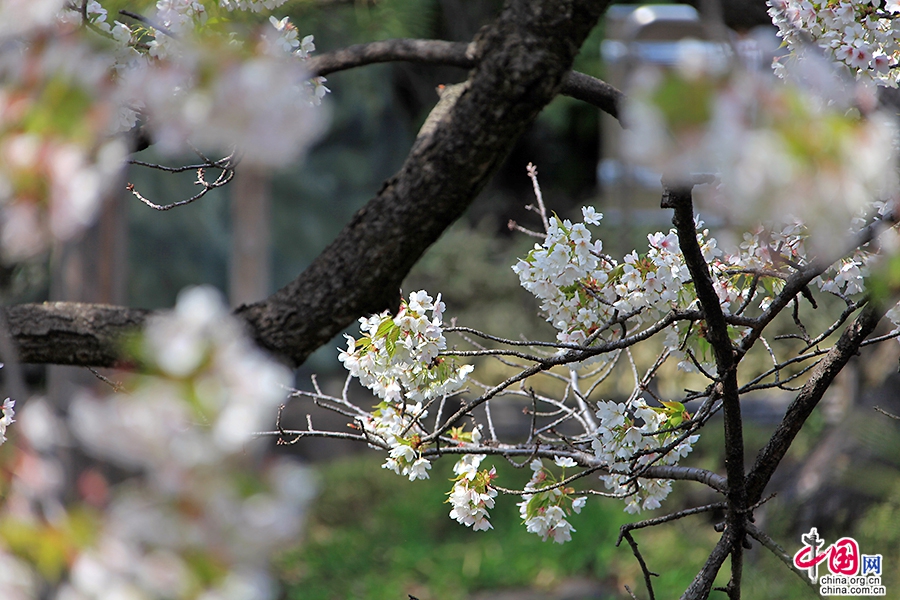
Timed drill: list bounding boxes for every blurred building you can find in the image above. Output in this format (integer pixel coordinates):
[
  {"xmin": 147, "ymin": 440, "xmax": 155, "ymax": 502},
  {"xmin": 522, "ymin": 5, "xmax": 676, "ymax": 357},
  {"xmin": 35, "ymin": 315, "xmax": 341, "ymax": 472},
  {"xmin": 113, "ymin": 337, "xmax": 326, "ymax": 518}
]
[{"xmin": 597, "ymin": 4, "xmax": 780, "ymax": 253}]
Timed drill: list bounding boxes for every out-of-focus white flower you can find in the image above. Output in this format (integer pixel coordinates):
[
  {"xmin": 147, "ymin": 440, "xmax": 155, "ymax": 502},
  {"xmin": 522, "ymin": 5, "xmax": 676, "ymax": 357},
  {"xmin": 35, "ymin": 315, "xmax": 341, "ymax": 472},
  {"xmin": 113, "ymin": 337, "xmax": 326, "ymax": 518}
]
[
  {"xmin": 55, "ymin": 286, "xmax": 311, "ymax": 599},
  {"xmin": 0, "ymin": 33, "xmax": 129, "ymax": 260},
  {"xmin": 126, "ymin": 45, "xmax": 327, "ymax": 167},
  {"xmin": 0, "ymin": 397, "xmax": 13, "ymax": 445},
  {"xmin": 622, "ymin": 58, "xmax": 897, "ymax": 250},
  {"xmin": 0, "ymin": 0, "xmax": 65, "ymax": 36},
  {"xmin": 0, "ymin": 551, "xmax": 37, "ymax": 599},
  {"xmin": 219, "ymin": 0, "xmax": 290, "ymax": 12}
]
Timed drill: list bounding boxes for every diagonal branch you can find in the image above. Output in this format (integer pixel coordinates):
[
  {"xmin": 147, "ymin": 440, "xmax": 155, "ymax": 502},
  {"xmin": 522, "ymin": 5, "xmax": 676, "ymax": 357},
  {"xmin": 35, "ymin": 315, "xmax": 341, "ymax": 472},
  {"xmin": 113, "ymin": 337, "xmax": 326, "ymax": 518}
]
[
  {"xmin": 744, "ymin": 303, "xmax": 882, "ymax": 505},
  {"xmin": 681, "ymin": 530, "xmax": 734, "ymax": 600},
  {"xmin": 234, "ymin": 0, "xmax": 611, "ymax": 367},
  {"xmin": 2, "ymin": 0, "xmax": 612, "ymax": 369}
]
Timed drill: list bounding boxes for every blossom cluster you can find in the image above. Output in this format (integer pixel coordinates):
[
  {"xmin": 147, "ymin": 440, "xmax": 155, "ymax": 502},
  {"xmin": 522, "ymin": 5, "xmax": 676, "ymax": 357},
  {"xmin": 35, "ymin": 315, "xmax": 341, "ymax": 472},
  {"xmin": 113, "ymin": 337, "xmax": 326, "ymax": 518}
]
[
  {"xmin": 516, "ymin": 458, "xmax": 587, "ymax": 543},
  {"xmin": 367, "ymin": 401, "xmax": 433, "ymax": 481},
  {"xmin": 768, "ymin": 0, "xmax": 900, "ymax": 86},
  {"xmin": 448, "ymin": 453, "xmax": 497, "ymax": 531},
  {"xmin": 593, "ymin": 399, "xmax": 698, "ymax": 513},
  {"xmin": 514, "ymin": 210, "xmax": 728, "ymax": 364},
  {"xmin": 339, "ymin": 290, "xmax": 473, "ymax": 403},
  {"xmin": 341, "ymin": 291, "xmax": 473, "ymax": 480},
  {"xmin": 514, "ymin": 203, "xmax": 889, "ymax": 373}
]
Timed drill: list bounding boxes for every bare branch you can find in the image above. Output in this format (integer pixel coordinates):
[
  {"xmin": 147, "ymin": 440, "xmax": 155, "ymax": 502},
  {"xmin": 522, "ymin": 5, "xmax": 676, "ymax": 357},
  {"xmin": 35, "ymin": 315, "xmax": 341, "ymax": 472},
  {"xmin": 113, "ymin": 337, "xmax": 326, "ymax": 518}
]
[
  {"xmin": 305, "ymin": 39, "xmax": 475, "ymax": 76},
  {"xmin": 619, "ymin": 530, "xmax": 658, "ymax": 600},
  {"xmin": 305, "ymin": 38, "xmax": 624, "ymax": 119},
  {"xmin": 745, "ymin": 303, "xmax": 883, "ymax": 505},
  {"xmin": 681, "ymin": 531, "xmax": 734, "ymax": 600},
  {"xmin": 618, "ymin": 502, "xmax": 725, "ymax": 540},
  {"xmin": 126, "ymin": 154, "xmax": 236, "ymax": 211},
  {"xmin": 874, "ymin": 405, "xmax": 900, "ymax": 420}
]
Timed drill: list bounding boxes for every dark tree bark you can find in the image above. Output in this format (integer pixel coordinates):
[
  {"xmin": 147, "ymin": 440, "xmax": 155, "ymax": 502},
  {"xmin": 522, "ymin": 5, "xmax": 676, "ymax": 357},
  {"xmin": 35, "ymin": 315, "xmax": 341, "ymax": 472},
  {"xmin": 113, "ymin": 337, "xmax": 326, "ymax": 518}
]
[
  {"xmin": 2, "ymin": 0, "xmax": 616, "ymax": 368},
  {"xmin": 5, "ymin": 303, "xmax": 150, "ymax": 367}
]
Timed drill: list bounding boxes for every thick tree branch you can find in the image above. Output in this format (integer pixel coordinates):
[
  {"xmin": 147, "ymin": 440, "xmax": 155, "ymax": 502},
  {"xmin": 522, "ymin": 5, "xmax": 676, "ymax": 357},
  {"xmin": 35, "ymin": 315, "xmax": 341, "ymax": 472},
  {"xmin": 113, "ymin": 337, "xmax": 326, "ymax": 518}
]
[
  {"xmin": 306, "ymin": 38, "xmax": 624, "ymax": 119},
  {"xmin": 4, "ymin": 303, "xmax": 150, "ymax": 367},
  {"xmin": 235, "ymin": 0, "xmax": 610, "ymax": 366},
  {"xmin": 305, "ymin": 39, "xmax": 476, "ymax": 75}
]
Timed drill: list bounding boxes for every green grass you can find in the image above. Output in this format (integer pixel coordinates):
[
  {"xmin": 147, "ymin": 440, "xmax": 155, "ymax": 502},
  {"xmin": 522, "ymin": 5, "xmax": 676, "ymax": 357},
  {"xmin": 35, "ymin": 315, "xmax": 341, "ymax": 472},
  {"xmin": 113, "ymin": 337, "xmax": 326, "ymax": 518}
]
[
  {"xmin": 278, "ymin": 447, "xmax": 897, "ymax": 600},
  {"xmin": 278, "ymin": 455, "xmax": 713, "ymax": 600},
  {"xmin": 278, "ymin": 456, "xmax": 624, "ymax": 599}
]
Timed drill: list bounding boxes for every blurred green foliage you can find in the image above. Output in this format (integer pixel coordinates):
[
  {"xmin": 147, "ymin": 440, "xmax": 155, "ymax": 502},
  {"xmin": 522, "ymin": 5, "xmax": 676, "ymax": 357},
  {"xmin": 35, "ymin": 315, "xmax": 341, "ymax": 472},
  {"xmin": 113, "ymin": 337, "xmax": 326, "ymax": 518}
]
[
  {"xmin": 279, "ymin": 455, "xmax": 640, "ymax": 600},
  {"xmin": 279, "ymin": 409, "xmax": 900, "ymax": 599}
]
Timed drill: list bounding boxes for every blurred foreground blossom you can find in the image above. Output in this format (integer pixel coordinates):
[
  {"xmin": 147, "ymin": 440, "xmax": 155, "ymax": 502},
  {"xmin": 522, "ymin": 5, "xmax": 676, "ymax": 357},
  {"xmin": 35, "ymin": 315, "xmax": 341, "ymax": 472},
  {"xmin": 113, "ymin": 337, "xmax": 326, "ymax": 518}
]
[
  {"xmin": 0, "ymin": 2, "xmax": 327, "ymax": 261},
  {"xmin": 622, "ymin": 50, "xmax": 897, "ymax": 250},
  {"xmin": 0, "ymin": 287, "xmax": 315, "ymax": 599},
  {"xmin": 0, "ymin": 398, "xmax": 14, "ymax": 444},
  {"xmin": 0, "ymin": 33, "xmax": 128, "ymax": 260},
  {"xmin": 126, "ymin": 35, "xmax": 327, "ymax": 166}
]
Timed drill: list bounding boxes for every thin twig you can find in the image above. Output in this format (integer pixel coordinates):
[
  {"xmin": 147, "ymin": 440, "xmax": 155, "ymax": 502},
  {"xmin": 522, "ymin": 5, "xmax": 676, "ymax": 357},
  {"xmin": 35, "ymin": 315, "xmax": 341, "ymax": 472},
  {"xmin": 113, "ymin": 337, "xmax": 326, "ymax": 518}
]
[
  {"xmin": 526, "ymin": 163, "xmax": 550, "ymax": 232},
  {"xmin": 619, "ymin": 530, "xmax": 658, "ymax": 600},
  {"xmin": 87, "ymin": 367, "xmax": 124, "ymax": 393},
  {"xmin": 508, "ymin": 219, "xmax": 546, "ymax": 239},
  {"xmin": 874, "ymin": 406, "xmax": 900, "ymax": 420}
]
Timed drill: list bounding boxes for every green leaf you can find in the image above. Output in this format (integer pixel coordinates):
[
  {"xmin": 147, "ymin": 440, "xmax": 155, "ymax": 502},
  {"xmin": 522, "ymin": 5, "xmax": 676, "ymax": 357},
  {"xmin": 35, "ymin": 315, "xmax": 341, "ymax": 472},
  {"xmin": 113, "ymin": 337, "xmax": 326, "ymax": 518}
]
[
  {"xmin": 385, "ymin": 325, "xmax": 401, "ymax": 358},
  {"xmin": 661, "ymin": 401, "xmax": 685, "ymax": 412},
  {"xmin": 375, "ymin": 317, "xmax": 396, "ymax": 339}
]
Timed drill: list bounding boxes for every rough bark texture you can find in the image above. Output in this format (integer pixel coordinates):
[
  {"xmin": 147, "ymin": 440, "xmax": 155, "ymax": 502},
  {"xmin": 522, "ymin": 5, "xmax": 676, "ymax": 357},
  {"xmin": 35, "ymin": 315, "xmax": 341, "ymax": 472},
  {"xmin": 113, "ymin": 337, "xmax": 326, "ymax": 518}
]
[
  {"xmin": 2, "ymin": 0, "xmax": 611, "ymax": 368},
  {"xmin": 4, "ymin": 303, "xmax": 150, "ymax": 367},
  {"xmin": 234, "ymin": 0, "xmax": 610, "ymax": 365}
]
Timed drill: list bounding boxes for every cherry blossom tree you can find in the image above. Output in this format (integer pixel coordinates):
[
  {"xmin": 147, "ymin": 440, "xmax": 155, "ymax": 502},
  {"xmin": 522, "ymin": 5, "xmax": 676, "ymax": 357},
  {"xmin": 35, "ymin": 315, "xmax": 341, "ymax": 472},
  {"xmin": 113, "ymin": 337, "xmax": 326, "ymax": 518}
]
[{"xmin": 1, "ymin": 1, "xmax": 899, "ymax": 599}]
